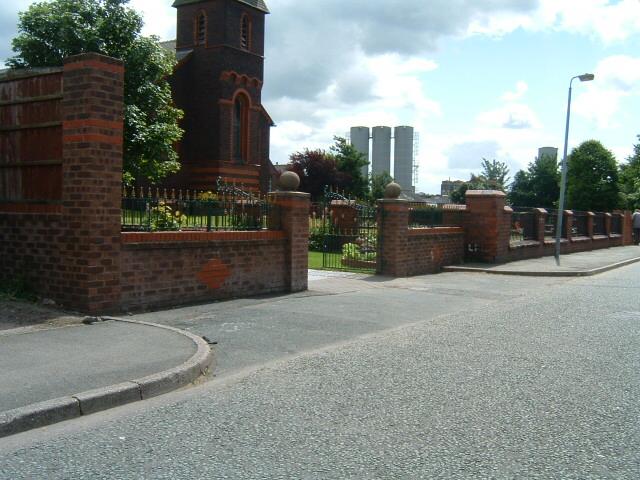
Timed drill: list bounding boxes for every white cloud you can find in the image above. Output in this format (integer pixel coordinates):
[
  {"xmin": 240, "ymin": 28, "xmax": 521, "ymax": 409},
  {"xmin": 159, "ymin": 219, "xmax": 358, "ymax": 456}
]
[
  {"xmin": 501, "ymin": 81, "xmax": 529, "ymax": 101},
  {"xmin": 573, "ymin": 55, "xmax": 640, "ymax": 128},
  {"xmin": 477, "ymin": 103, "xmax": 541, "ymax": 130}
]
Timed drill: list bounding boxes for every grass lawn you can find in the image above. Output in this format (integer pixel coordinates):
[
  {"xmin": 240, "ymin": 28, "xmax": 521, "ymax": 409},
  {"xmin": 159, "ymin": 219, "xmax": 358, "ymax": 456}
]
[{"xmin": 308, "ymin": 251, "xmax": 324, "ymax": 269}]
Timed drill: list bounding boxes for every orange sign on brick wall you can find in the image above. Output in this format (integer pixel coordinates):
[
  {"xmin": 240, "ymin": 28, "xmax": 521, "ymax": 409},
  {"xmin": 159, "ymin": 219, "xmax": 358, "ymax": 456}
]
[{"xmin": 197, "ymin": 258, "xmax": 231, "ymax": 290}]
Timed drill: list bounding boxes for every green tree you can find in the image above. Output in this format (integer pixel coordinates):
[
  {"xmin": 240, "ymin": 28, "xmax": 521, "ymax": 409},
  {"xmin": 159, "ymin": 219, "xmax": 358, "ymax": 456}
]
[
  {"xmin": 287, "ymin": 149, "xmax": 340, "ymax": 201},
  {"xmin": 508, "ymin": 153, "xmax": 560, "ymax": 207},
  {"xmin": 619, "ymin": 136, "xmax": 640, "ymax": 209},
  {"xmin": 368, "ymin": 171, "xmax": 394, "ymax": 203},
  {"xmin": 480, "ymin": 158, "xmax": 510, "ymax": 191},
  {"xmin": 330, "ymin": 137, "xmax": 369, "ymax": 199},
  {"xmin": 566, "ymin": 140, "xmax": 619, "ymax": 211},
  {"xmin": 8, "ymin": 0, "xmax": 183, "ymax": 185}
]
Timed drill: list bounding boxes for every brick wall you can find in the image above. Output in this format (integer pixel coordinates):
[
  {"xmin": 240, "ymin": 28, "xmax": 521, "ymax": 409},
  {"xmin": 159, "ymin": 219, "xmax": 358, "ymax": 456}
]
[
  {"xmin": 464, "ymin": 191, "xmax": 634, "ymax": 264},
  {"xmin": 1, "ymin": 53, "xmax": 309, "ymax": 314},
  {"xmin": 377, "ymin": 200, "xmax": 464, "ymax": 277},
  {"xmin": 1, "ymin": 53, "xmax": 124, "ymax": 313},
  {"xmin": 120, "ymin": 231, "xmax": 287, "ymax": 311},
  {"xmin": 406, "ymin": 228, "xmax": 465, "ymax": 275}
]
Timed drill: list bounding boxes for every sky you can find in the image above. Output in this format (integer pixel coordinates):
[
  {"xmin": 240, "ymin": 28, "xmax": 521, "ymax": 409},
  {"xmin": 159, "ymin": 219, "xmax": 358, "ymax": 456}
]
[{"xmin": 2, "ymin": 0, "xmax": 640, "ymax": 194}]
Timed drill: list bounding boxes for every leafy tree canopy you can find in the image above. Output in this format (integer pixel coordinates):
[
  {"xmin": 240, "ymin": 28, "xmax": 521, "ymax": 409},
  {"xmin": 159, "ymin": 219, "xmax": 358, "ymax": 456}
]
[
  {"xmin": 508, "ymin": 153, "xmax": 560, "ymax": 208},
  {"xmin": 8, "ymin": 0, "xmax": 183, "ymax": 185},
  {"xmin": 566, "ymin": 140, "xmax": 619, "ymax": 212},
  {"xmin": 368, "ymin": 171, "xmax": 394, "ymax": 204},
  {"xmin": 619, "ymin": 136, "xmax": 640, "ymax": 210},
  {"xmin": 330, "ymin": 137, "xmax": 369, "ymax": 199},
  {"xmin": 287, "ymin": 149, "xmax": 341, "ymax": 201},
  {"xmin": 480, "ymin": 158, "xmax": 510, "ymax": 191}
]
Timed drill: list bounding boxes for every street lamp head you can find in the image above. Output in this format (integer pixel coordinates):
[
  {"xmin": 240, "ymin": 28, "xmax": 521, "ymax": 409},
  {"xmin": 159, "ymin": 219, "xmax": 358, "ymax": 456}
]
[{"xmin": 578, "ymin": 73, "xmax": 595, "ymax": 82}]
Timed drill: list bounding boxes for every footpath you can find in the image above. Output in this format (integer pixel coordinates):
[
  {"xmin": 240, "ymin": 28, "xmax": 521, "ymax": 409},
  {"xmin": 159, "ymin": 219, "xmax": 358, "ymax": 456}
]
[
  {"xmin": 0, "ymin": 317, "xmax": 213, "ymax": 438},
  {"xmin": 1, "ymin": 247, "xmax": 637, "ymax": 438},
  {"xmin": 443, "ymin": 245, "xmax": 640, "ymax": 276}
]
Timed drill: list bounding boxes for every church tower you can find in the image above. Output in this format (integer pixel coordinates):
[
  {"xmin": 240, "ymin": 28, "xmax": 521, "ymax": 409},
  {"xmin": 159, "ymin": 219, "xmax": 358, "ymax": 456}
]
[{"xmin": 170, "ymin": 0, "xmax": 273, "ymax": 192}]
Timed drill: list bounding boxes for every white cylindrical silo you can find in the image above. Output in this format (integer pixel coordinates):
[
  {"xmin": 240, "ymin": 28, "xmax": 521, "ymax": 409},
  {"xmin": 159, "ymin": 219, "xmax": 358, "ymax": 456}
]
[
  {"xmin": 371, "ymin": 126, "xmax": 392, "ymax": 177},
  {"xmin": 393, "ymin": 126, "xmax": 414, "ymax": 192},
  {"xmin": 350, "ymin": 126, "xmax": 370, "ymax": 178},
  {"xmin": 538, "ymin": 146, "xmax": 558, "ymax": 161}
]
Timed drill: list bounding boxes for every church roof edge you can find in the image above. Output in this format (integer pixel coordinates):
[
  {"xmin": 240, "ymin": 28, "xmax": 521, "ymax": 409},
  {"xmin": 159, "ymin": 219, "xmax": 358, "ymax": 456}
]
[{"xmin": 172, "ymin": 0, "xmax": 269, "ymax": 14}]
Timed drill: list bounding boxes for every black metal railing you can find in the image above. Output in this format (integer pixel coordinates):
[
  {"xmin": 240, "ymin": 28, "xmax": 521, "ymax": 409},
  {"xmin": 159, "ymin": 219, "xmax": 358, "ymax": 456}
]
[
  {"xmin": 510, "ymin": 207, "xmax": 537, "ymax": 242},
  {"xmin": 544, "ymin": 211, "xmax": 559, "ymax": 239},
  {"xmin": 593, "ymin": 213, "xmax": 606, "ymax": 235},
  {"xmin": 122, "ymin": 179, "xmax": 277, "ymax": 232},
  {"xmin": 611, "ymin": 214, "xmax": 622, "ymax": 234},
  {"xmin": 408, "ymin": 203, "xmax": 464, "ymax": 228},
  {"xmin": 572, "ymin": 211, "xmax": 589, "ymax": 237}
]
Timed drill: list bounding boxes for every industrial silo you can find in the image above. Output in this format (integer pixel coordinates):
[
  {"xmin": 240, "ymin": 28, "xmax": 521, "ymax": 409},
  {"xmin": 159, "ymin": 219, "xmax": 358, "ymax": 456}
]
[
  {"xmin": 538, "ymin": 146, "xmax": 558, "ymax": 161},
  {"xmin": 394, "ymin": 126, "xmax": 414, "ymax": 192},
  {"xmin": 350, "ymin": 126, "xmax": 370, "ymax": 178},
  {"xmin": 371, "ymin": 126, "xmax": 392, "ymax": 177}
]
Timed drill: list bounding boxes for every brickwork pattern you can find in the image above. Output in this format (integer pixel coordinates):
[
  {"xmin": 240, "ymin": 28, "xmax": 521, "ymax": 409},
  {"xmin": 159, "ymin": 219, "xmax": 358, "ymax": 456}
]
[
  {"xmin": 377, "ymin": 200, "xmax": 409, "ymax": 277},
  {"xmin": 120, "ymin": 237, "xmax": 287, "ymax": 311},
  {"xmin": 406, "ymin": 228, "xmax": 465, "ymax": 275},
  {"xmin": 269, "ymin": 192, "xmax": 310, "ymax": 292},
  {"xmin": 59, "ymin": 54, "xmax": 124, "ymax": 313}
]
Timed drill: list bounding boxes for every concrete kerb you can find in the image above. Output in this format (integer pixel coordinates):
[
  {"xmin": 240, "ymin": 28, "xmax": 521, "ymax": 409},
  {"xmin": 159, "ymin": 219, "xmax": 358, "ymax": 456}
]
[
  {"xmin": 442, "ymin": 255, "xmax": 640, "ymax": 277},
  {"xmin": 0, "ymin": 318, "xmax": 214, "ymax": 438}
]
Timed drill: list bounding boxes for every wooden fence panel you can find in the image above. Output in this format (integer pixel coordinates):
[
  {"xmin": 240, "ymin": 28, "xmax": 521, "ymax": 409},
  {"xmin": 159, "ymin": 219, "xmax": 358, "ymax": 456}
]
[{"xmin": 0, "ymin": 68, "xmax": 63, "ymax": 202}]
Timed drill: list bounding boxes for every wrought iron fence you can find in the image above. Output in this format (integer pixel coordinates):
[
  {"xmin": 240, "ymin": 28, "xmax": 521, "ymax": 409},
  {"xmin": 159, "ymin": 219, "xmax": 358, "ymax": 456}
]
[
  {"xmin": 544, "ymin": 211, "xmax": 559, "ymax": 239},
  {"xmin": 408, "ymin": 203, "xmax": 464, "ymax": 228},
  {"xmin": 572, "ymin": 211, "xmax": 589, "ymax": 237},
  {"xmin": 510, "ymin": 207, "xmax": 538, "ymax": 242},
  {"xmin": 122, "ymin": 179, "xmax": 277, "ymax": 232},
  {"xmin": 611, "ymin": 214, "xmax": 622, "ymax": 234},
  {"xmin": 593, "ymin": 213, "xmax": 606, "ymax": 235}
]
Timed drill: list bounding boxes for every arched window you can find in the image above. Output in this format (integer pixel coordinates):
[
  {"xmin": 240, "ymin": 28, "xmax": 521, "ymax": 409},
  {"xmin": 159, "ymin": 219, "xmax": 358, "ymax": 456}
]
[
  {"xmin": 233, "ymin": 94, "xmax": 249, "ymax": 163},
  {"xmin": 240, "ymin": 15, "xmax": 250, "ymax": 50},
  {"xmin": 197, "ymin": 13, "xmax": 206, "ymax": 45}
]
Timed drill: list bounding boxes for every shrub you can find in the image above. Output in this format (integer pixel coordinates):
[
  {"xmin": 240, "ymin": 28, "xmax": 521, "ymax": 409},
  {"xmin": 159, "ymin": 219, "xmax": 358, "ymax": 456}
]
[{"xmin": 150, "ymin": 201, "xmax": 185, "ymax": 231}]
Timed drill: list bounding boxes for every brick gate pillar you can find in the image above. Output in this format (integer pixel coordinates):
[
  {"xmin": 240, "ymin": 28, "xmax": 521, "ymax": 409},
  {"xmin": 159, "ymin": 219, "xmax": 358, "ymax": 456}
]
[
  {"xmin": 464, "ymin": 190, "xmax": 510, "ymax": 263},
  {"xmin": 61, "ymin": 53, "xmax": 124, "ymax": 313},
  {"xmin": 269, "ymin": 191, "xmax": 310, "ymax": 293},
  {"xmin": 376, "ymin": 199, "xmax": 409, "ymax": 276}
]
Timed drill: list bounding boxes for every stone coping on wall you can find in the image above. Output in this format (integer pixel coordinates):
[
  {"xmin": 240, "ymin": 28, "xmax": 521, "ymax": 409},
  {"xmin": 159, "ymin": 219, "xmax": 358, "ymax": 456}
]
[
  {"xmin": 408, "ymin": 227, "xmax": 464, "ymax": 236},
  {"xmin": 122, "ymin": 230, "xmax": 286, "ymax": 244}
]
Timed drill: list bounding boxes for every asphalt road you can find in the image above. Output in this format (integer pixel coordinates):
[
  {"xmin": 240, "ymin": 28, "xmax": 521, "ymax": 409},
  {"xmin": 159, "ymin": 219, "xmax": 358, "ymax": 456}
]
[{"xmin": 1, "ymin": 266, "xmax": 638, "ymax": 479}]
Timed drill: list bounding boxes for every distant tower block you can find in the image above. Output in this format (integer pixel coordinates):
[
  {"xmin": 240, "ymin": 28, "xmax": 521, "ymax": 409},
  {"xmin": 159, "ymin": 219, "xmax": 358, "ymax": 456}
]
[
  {"xmin": 538, "ymin": 146, "xmax": 558, "ymax": 160},
  {"xmin": 350, "ymin": 126, "xmax": 370, "ymax": 178},
  {"xmin": 372, "ymin": 126, "xmax": 392, "ymax": 176},
  {"xmin": 394, "ymin": 126, "xmax": 414, "ymax": 193}
]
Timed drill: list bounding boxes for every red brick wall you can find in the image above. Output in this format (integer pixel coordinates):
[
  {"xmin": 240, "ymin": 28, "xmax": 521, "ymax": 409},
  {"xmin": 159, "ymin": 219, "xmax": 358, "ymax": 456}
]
[
  {"xmin": 1, "ymin": 54, "xmax": 124, "ymax": 313},
  {"xmin": 120, "ymin": 232, "xmax": 287, "ymax": 311},
  {"xmin": 0, "ymin": 213, "xmax": 65, "ymax": 299},
  {"xmin": 377, "ymin": 200, "xmax": 465, "ymax": 277},
  {"xmin": 406, "ymin": 228, "xmax": 465, "ymax": 275}
]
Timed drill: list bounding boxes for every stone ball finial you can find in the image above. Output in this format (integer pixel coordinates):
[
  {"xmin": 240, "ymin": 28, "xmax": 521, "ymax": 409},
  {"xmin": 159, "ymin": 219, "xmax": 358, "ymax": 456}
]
[
  {"xmin": 279, "ymin": 171, "xmax": 300, "ymax": 191},
  {"xmin": 384, "ymin": 182, "xmax": 402, "ymax": 199}
]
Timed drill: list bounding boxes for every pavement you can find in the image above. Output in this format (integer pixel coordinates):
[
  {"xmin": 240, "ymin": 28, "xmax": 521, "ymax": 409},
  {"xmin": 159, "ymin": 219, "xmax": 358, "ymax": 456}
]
[
  {"xmin": 0, "ymin": 318, "xmax": 213, "ymax": 438},
  {"xmin": 444, "ymin": 245, "xmax": 640, "ymax": 276},
  {"xmin": 0, "ymin": 246, "xmax": 637, "ymax": 439}
]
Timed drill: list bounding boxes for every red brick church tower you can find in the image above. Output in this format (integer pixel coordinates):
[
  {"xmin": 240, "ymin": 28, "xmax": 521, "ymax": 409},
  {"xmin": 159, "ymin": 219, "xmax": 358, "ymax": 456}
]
[{"xmin": 168, "ymin": 0, "xmax": 273, "ymax": 192}]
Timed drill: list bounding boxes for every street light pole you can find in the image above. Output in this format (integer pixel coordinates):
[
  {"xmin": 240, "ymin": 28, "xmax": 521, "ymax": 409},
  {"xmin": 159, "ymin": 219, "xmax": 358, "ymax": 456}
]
[{"xmin": 555, "ymin": 73, "xmax": 594, "ymax": 266}]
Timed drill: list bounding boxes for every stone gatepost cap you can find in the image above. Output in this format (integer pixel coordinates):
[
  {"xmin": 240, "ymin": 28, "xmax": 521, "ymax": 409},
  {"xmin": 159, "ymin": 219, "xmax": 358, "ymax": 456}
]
[
  {"xmin": 465, "ymin": 190, "xmax": 506, "ymax": 198},
  {"xmin": 278, "ymin": 171, "xmax": 300, "ymax": 191},
  {"xmin": 384, "ymin": 182, "xmax": 402, "ymax": 199}
]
